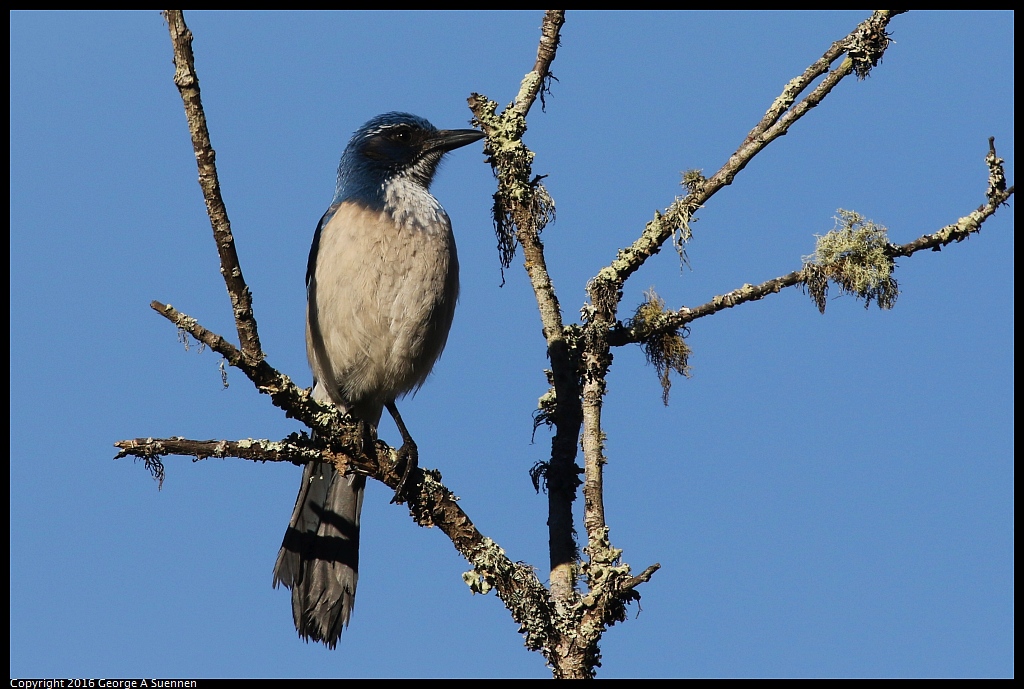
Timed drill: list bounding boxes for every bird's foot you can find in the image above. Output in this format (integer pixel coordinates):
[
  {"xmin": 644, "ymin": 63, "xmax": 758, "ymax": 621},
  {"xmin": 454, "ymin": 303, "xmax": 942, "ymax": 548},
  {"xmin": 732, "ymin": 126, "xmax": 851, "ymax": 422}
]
[
  {"xmin": 385, "ymin": 401, "xmax": 419, "ymax": 504},
  {"xmin": 390, "ymin": 438, "xmax": 418, "ymax": 504}
]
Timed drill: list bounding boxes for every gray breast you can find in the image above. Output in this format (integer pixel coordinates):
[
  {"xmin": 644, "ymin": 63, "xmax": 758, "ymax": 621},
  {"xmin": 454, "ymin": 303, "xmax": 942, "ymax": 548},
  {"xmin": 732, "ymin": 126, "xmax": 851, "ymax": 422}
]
[{"xmin": 305, "ymin": 197, "xmax": 459, "ymax": 423}]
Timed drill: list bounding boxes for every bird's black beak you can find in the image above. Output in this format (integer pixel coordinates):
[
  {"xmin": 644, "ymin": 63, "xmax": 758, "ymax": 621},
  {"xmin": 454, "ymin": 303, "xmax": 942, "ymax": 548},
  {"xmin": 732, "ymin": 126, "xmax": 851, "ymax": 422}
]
[{"xmin": 428, "ymin": 128, "xmax": 485, "ymax": 153}]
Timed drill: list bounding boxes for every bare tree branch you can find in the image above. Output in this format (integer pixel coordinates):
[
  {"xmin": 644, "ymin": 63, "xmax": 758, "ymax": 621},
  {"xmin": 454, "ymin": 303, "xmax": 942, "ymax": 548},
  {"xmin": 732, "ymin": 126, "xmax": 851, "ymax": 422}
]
[
  {"xmin": 621, "ymin": 563, "xmax": 662, "ymax": 593},
  {"xmin": 148, "ymin": 301, "xmax": 347, "ymax": 436},
  {"xmin": 163, "ymin": 10, "xmax": 263, "ymax": 362}
]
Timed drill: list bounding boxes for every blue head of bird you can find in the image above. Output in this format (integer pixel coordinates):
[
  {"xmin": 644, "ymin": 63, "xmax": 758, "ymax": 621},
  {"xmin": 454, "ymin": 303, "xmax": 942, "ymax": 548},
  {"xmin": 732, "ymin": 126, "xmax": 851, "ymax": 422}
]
[{"xmin": 334, "ymin": 112, "xmax": 484, "ymax": 207}]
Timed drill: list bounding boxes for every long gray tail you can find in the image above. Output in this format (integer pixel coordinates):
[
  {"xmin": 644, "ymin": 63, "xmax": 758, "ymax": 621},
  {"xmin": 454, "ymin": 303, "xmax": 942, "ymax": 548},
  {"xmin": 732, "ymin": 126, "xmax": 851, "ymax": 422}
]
[{"xmin": 273, "ymin": 458, "xmax": 365, "ymax": 649}]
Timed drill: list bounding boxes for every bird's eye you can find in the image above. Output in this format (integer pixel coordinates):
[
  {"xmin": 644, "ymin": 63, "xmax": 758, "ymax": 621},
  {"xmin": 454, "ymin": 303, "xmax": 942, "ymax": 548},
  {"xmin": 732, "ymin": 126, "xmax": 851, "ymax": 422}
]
[{"xmin": 390, "ymin": 128, "xmax": 412, "ymax": 143}]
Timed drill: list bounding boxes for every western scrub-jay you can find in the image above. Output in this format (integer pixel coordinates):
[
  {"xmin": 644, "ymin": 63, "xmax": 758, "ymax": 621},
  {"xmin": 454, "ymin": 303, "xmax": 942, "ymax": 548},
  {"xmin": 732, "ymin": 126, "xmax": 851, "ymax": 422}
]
[{"xmin": 272, "ymin": 112, "xmax": 483, "ymax": 648}]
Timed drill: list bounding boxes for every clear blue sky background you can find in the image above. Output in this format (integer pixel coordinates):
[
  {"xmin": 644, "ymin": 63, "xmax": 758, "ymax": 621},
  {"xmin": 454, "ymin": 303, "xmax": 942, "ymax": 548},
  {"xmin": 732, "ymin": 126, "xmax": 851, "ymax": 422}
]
[{"xmin": 10, "ymin": 11, "xmax": 1013, "ymax": 679}]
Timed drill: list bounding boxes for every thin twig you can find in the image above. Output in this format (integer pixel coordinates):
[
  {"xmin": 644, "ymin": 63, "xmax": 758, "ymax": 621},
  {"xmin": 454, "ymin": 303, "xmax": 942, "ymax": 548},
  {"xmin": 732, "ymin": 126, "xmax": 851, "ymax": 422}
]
[
  {"xmin": 514, "ymin": 10, "xmax": 565, "ymax": 118},
  {"xmin": 149, "ymin": 301, "xmax": 338, "ymax": 434},
  {"xmin": 163, "ymin": 10, "xmax": 263, "ymax": 362},
  {"xmin": 621, "ymin": 563, "xmax": 662, "ymax": 593}
]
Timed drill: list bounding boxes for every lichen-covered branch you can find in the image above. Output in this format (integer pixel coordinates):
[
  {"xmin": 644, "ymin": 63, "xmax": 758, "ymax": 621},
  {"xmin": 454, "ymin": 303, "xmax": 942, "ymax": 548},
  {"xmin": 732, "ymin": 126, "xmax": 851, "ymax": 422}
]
[
  {"xmin": 608, "ymin": 177, "xmax": 1014, "ymax": 348},
  {"xmin": 890, "ymin": 191, "xmax": 1015, "ymax": 257},
  {"xmin": 117, "ymin": 312, "xmax": 561, "ymax": 664},
  {"xmin": 892, "ymin": 140, "xmax": 1013, "ymax": 258},
  {"xmin": 472, "ymin": 10, "xmax": 722, "ymax": 675},
  {"xmin": 513, "ymin": 10, "xmax": 565, "ymax": 118},
  {"xmin": 469, "ymin": 13, "xmax": 655, "ymax": 676},
  {"xmin": 116, "ymin": 435, "xmax": 321, "ymax": 468},
  {"xmin": 468, "ymin": 11, "xmax": 582, "ymax": 612},
  {"xmin": 576, "ymin": 311, "xmax": 618, "ymax": 640},
  {"xmin": 576, "ymin": 17, "xmax": 908, "ymax": 594},
  {"xmin": 577, "ymin": 298, "xmax": 614, "ymax": 558},
  {"xmin": 163, "ymin": 10, "xmax": 263, "ymax": 363},
  {"xmin": 588, "ymin": 10, "xmax": 906, "ymax": 310}
]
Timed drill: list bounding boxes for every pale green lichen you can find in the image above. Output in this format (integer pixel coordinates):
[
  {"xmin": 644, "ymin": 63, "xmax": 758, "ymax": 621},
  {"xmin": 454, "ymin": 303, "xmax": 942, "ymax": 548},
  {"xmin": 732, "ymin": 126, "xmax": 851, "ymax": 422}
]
[
  {"xmin": 462, "ymin": 568, "xmax": 494, "ymax": 595},
  {"xmin": 986, "ymin": 138, "xmax": 1007, "ymax": 203},
  {"xmin": 516, "ymin": 71, "xmax": 543, "ymax": 107},
  {"xmin": 533, "ymin": 384, "xmax": 557, "ymax": 435},
  {"xmin": 769, "ymin": 76, "xmax": 802, "ymax": 116},
  {"xmin": 462, "ymin": 537, "xmax": 506, "ymax": 596},
  {"xmin": 670, "ymin": 169, "xmax": 706, "ymax": 267},
  {"xmin": 681, "ymin": 168, "xmax": 706, "ymax": 196},
  {"xmin": 628, "ymin": 289, "xmax": 692, "ymax": 404},
  {"xmin": 580, "ymin": 527, "xmax": 638, "ymax": 629},
  {"xmin": 470, "ymin": 95, "xmax": 555, "ymax": 275},
  {"xmin": 802, "ymin": 210, "xmax": 898, "ymax": 313},
  {"xmin": 846, "ymin": 18, "xmax": 892, "ymax": 79}
]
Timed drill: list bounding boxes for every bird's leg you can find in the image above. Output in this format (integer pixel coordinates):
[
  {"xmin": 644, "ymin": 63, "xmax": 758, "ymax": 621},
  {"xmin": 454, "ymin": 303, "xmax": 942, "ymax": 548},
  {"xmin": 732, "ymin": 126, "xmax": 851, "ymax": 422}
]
[
  {"xmin": 385, "ymin": 401, "xmax": 418, "ymax": 503},
  {"xmin": 357, "ymin": 418, "xmax": 377, "ymax": 458}
]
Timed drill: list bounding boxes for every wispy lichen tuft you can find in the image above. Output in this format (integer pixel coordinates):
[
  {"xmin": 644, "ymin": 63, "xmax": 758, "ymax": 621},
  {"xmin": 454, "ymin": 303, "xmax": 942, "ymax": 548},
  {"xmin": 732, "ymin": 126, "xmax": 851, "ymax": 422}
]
[
  {"xmin": 529, "ymin": 460, "xmax": 549, "ymax": 494},
  {"xmin": 665, "ymin": 169, "xmax": 705, "ymax": 267},
  {"xmin": 469, "ymin": 94, "xmax": 555, "ymax": 280},
  {"xmin": 176, "ymin": 326, "xmax": 206, "ymax": 353},
  {"xmin": 802, "ymin": 209, "xmax": 898, "ymax": 313},
  {"xmin": 532, "ymin": 379, "xmax": 557, "ymax": 439},
  {"xmin": 629, "ymin": 289, "xmax": 692, "ymax": 404}
]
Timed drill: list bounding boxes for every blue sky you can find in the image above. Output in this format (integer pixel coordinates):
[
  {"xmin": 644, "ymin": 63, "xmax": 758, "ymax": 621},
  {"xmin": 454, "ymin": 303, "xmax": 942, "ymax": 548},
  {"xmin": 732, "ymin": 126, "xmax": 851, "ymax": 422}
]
[{"xmin": 10, "ymin": 11, "xmax": 1013, "ymax": 679}]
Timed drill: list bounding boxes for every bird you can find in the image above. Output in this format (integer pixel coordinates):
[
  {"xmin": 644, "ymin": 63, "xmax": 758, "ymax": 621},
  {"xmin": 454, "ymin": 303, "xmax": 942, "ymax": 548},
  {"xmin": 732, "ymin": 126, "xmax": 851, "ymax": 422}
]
[{"xmin": 272, "ymin": 112, "xmax": 483, "ymax": 649}]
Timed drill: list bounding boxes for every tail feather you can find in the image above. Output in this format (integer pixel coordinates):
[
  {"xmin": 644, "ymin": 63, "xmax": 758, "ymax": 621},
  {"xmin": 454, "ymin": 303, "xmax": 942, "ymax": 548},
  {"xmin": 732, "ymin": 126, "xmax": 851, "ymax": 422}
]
[{"xmin": 273, "ymin": 459, "xmax": 365, "ymax": 649}]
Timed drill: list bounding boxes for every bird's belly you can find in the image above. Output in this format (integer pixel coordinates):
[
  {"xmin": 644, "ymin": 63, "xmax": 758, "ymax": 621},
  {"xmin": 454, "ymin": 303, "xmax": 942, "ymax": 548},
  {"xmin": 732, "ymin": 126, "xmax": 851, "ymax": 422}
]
[{"xmin": 306, "ymin": 202, "xmax": 459, "ymax": 412}]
